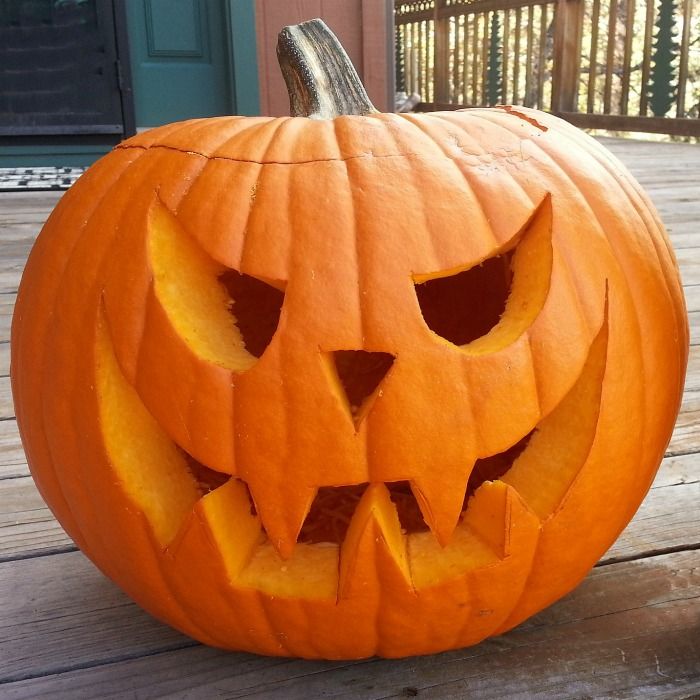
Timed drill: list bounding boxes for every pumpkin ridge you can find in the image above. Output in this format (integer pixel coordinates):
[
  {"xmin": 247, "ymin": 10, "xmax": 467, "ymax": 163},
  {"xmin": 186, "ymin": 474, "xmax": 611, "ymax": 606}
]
[
  {"xmin": 236, "ymin": 123, "xmax": 295, "ymax": 279},
  {"xmin": 505, "ymin": 124, "xmax": 651, "ymax": 431},
  {"xmin": 109, "ymin": 153, "xmax": 211, "ymax": 381},
  {"xmin": 468, "ymin": 109, "xmax": 632, "ymax": 331},
  {"xmin": 400, "ymin": 112, "xmax": 500, "ymax": 251},
  {"xmin": 30, "ymin": 151, "xmax": 152, "ymax": 557},
  {"xmin": 550, "ymin": 122, "xmax": 688, "ymax": 400},
  {"xmin": 38, "ymin": 158, "xmax": 219, "ymax": 640}
]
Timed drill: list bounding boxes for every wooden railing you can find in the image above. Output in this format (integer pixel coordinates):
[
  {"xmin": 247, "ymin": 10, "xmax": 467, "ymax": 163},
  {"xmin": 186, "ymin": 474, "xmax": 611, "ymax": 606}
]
[{"xmin": 395, "ymin": 0, "xmax": 700, "ymax": 136}]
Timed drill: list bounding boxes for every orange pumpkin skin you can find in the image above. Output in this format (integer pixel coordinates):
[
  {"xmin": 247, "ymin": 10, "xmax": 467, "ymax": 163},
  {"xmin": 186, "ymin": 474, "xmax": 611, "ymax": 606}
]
[{"xmin": 11, "ymin": 107, "xmax": 687, "ymax": 658}]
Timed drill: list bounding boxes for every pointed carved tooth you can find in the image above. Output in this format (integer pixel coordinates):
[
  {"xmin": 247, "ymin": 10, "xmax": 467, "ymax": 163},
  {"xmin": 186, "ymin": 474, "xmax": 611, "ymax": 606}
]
[
  {"xmin": 410, "ymin": 466, "xmax": 472, "ymax": 547},
  {"xmin": 245, "ymin": 475, "xmax": 317, "ymax": 559},
  {"xmin": 196, "ymin": 478, "xmax": 263, "ymax": 576},
  {"xmin": 463, "ymin": 480, "xmax": 539, "ymax": 559},
  {"xmin": 339, "ymin": 483, "xmax": 412, "ymax": 600}
]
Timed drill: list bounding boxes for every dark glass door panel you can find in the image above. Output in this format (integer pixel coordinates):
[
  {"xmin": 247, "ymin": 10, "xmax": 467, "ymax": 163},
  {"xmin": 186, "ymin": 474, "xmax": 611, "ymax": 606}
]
[{"xmin": 0, "ymin": 0, "xmax": 129, "ymax": 135}]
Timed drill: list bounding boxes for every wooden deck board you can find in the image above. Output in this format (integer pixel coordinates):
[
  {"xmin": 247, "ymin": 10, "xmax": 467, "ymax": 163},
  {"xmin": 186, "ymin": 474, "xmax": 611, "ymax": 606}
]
[
  {"xmin": 1, "ymin": 550, "xmax": 697, "ymax": 697},
  {"xmin": 0, "ymin": 138, "xmax": 698, "ymax": 697}
]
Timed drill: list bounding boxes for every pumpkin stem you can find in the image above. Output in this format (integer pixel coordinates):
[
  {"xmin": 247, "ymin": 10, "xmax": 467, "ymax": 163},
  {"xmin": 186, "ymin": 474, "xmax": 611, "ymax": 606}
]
[{"xmin": 276, "ymin": 19, "xmax": 377, "ymax": 120}]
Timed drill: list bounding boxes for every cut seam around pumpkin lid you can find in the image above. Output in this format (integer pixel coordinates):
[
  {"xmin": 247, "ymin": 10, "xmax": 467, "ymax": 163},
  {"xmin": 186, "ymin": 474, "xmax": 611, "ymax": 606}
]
[
  {"xmin": 115, "ymin": 113, "xmax": 553, "ymax": 166},
  {"xmin": 116, "ymin": 140, "xmax": 424, "ymax": 167},
  {"xmin": 413, "ymin": 194, "xmax": 553, "ymax": 356}
]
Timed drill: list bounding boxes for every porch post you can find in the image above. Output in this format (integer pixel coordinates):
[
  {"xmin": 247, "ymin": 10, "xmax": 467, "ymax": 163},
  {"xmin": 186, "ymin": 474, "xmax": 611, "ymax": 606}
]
[
  {"xmin": 433, "ymin": 0, "xmax": 449, "ymax": 104},
  {"xmin": 551, "ymin": 0, "xmax": 584, "ymax": 113}
]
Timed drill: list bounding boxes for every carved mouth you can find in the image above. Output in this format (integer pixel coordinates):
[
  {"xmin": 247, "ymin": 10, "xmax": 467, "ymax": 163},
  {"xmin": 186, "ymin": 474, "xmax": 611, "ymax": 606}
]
[
  {"xmin": 96, "ymin": 301, "xmax": 608, "ymax": 599},
  {"xmin": 185, "ymin": 430, "xmax": 534, "ymax": 546}
]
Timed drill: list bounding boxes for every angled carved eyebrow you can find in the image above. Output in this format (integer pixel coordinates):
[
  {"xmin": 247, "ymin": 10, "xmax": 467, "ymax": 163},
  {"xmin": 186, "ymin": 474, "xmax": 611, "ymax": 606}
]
[
  {"xmin": 413, "ymin": 194, "xmax": 553, "ymax": 355},
  {"xmin": 148, "ymin": 199, "xmax": 285, "ymax": 371}
]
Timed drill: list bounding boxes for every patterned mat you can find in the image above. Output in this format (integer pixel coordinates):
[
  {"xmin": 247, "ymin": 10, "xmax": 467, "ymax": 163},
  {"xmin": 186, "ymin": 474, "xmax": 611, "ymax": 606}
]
[{"xmin": 0, "ymin": 167, "xmax": 86, "ymax": 191}]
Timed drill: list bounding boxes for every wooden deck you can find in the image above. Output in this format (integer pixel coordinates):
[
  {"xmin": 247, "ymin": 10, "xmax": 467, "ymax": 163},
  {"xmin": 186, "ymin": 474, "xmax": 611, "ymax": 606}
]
[{"xmin": 1, "ymin": 138, "xmax": 699, "ymax": 699}]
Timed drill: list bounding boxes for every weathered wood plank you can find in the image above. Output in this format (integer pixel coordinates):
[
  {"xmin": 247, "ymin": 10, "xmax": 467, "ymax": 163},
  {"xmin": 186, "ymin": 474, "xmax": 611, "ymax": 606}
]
[
  {"xmin": 1, "ymin": 375, "xmax": 13, "ymax": 419},
  {"xmin": 0, "ymin": 419, "xmax": 28, "ymax": 480},
  {"xmin": 668, "ymin": 390, "xmax": 700, "ymax": 455},
  {"xmin": 653, "ymin": 451, "xmax": 700, "ymax": 488},
  {"xmin": 684, "ymin": 344, "xmax": 700, "ymax": 390},
  {"xmin": 0, "ymin": 264, "xmax": 25, "ymax": 294},
  {"xmin": 0, "ymin": 191, "xmax": 62, "ymax": 219},
  {"xmin": 0, "ymin": 476, "xmax": 73, "ymax": 562},
  {"xmin": 0, "ymin": 292, "xmax": 14, "ymax": 345},
  {"xmin": 0, "ymin": 551, "xmax": 194, "ymax": 684},
  {"xmin": 601, "ymin": 480, "xmax": 700, "ymax": 563},
  {"xmin": 673, "ymin": 250, "xmax": 700, "ymax": 286},
  {"xmin": 1, "ymin": 549, "xmax": 697, "ymax": 697},
  {"xmin": 0, "ymin": 227, "xmax": 37, "ymax": 260},
  {"xmin": 685, "ymin": 284, "xmax": 700, "ymax": 313},
  {"xmin": 690, "ymin": 312, "xmax": 700, "ymax": 346},
  {"xmin": 0, "ymin": 341, "xmax": 9, "ymax": 377}
]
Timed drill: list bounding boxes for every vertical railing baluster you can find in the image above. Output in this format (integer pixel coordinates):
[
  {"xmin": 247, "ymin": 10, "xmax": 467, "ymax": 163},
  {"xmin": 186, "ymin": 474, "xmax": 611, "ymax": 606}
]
[
  {"xmin": 587, "ymin": 0, "xmax": 601, "ymax": 112},
  {"xmin": 603, "ymin": 0, "xmax": 618, "ymax": 113},
  {"xmin": 639, "ymin": 0, "xmax": 656, "ymax": 115},
  {"xmin": 677, "ymin": 0, "xmax": 692, "ymax": 116},
  {"xmin": 454, "ymin": 17, "xmax": 460, "ymax": 104},
  {"xmin": 538, "ymin": 5, "xmax": 548, "ymax": 108},
  {"xmin": 621, "ymin": 0, "xmax": 636, "ymax": 114},
  {"xmin": 525, "ymin": 5, "xmax": 535, "ymax": 106},
  {"xmin": 472, "ymin": 14, "xmax": 480, "ymax": 104},
  {"xmin": 459, "ymin": 15, "xmax": 465, "ymax": 103},
  {"xmin": 419, "ymin": 20, "xmax": 425, "ymax": 99},
  {"xmin": 434, "ymin": 0, "xmax": 448, "ymax": 103},
  {"xmin": 513, "ymin": 7, "xmax": 522, "ymax": 103},
  {"xmin": 552, "ymin": 0, "xmax": 585, "ymax": 112},
  {"xmin": 503, "ymin": 9, "xmax": 510, "ymax": 103},
  {"xmin": 481, "ymin": 12, "xmax": 489, "ymax": 104},
  {"xmin": 396, "ymin": 23, "xmax": 406, "ymax": 95}
]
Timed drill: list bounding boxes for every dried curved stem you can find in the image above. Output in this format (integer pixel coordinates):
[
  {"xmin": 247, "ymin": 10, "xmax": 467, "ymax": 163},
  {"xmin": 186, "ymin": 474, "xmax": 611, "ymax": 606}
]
[{"xmin": 276, "ymin": 18, "xmax": 377, "ymax": 119}]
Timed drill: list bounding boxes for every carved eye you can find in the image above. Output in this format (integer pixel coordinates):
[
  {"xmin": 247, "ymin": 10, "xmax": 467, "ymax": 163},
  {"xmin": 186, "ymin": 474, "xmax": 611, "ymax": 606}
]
[
  {"xmin": 415, "ymin": 252, "xmax": 514, "ymax": 346},
  {"xmin": 414, "ymin": 196, "xmax": 553, "ymax": 352},
  {"xmin": 219, "ymin": 270, "xmax": 285, "ymax": 359},
  {"xmin": 148, "ymin": 201, "xmax": 285, "ymax": 370}
]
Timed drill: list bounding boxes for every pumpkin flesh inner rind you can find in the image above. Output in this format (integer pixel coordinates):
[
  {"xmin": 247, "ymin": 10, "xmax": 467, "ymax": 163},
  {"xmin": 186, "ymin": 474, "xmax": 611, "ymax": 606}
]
[
  {"xmin": 96, "ymin": 310, "xmax": 200, "ymax": 545},
  {"xmin": 148, "ymin": 200, "xmax": 258, "ymax": 372}
]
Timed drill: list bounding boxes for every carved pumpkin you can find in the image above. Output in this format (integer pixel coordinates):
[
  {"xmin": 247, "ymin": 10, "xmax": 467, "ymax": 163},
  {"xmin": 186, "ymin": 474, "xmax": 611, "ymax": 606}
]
[{"xmin": 11, "ymin": 21, "xmax": 687, "ymax": 659}]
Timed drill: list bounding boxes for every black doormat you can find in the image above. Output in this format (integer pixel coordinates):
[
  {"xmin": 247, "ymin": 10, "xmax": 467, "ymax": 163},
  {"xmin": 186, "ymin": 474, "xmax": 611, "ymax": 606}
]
[{"xmin": 0, "ymin": 167, "xmax": 86, "ymax": 191}]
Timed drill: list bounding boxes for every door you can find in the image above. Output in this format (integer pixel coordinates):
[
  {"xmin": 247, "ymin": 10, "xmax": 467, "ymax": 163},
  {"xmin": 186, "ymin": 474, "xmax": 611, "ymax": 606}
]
[
  {"xmin": 0, "ymin": 0, "xmax": 134, "ymax": 137},
  {"xmin": 126, "ymin": 0, "xmax": 233, "ymax": 127}
]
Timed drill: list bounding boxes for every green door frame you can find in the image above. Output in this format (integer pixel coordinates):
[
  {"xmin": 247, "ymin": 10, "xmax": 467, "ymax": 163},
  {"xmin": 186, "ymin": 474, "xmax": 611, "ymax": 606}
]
[{"xmin": 226, "ymin": 0, "xmax": 260, "ymax": 116}]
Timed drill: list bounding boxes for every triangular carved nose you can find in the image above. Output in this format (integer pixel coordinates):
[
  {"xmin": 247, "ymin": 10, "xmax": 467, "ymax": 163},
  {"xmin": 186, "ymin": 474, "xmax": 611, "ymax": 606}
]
[{"xmin": 332, "ymin": 350, "xmax": 395, "ymax": 428}]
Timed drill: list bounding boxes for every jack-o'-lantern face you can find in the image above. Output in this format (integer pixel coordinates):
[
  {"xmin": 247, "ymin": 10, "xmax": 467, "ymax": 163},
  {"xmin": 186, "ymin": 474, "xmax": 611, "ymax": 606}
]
[
  {"xmin": 12, "ymin": 28, "xmax": 687, "ymax": 659},
  {"xmin": 102, "ymin": 190, "xmax": 591, "ymax": 553}
]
